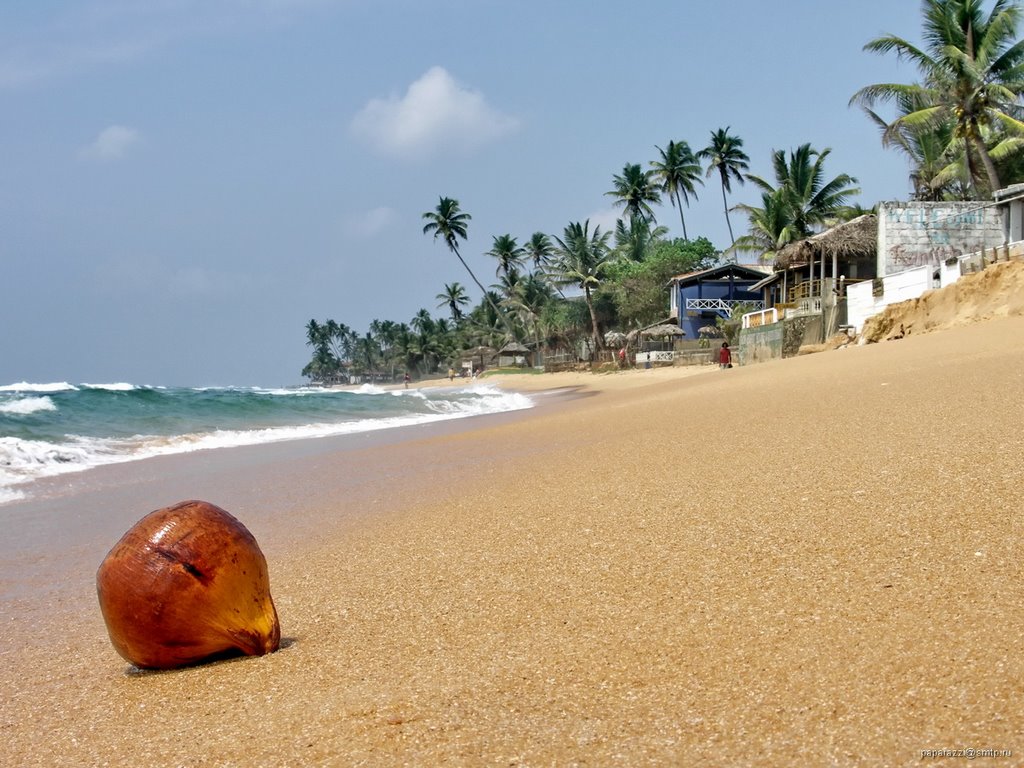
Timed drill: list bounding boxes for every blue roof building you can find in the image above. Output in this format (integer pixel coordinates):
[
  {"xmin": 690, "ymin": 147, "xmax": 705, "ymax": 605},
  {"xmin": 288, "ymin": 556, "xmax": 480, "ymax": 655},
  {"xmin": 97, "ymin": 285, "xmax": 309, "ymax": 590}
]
[{"xmin": 668, "ymin": 264, "xmax": 770, "ymax": 338}]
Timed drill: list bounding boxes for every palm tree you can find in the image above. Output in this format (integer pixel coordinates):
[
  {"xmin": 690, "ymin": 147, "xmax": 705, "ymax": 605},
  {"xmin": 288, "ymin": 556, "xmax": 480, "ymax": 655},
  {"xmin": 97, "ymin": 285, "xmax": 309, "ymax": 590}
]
[
  {"xmin": 613, "ymin": 215, "xmax": 669, "ymax": 263},
  {"xmin": 493, "ymin": 267, "xmax": 523, "ymax": 302},
  {"xmin": 606, "ymin": 163, "xmax": 662, "ymax": 224},
  {"xmin": 747, "ymin": 144, "xmax": 861, "ymax": 237},
  {"xmin": 525, "ymin": 231, "xmax": 565, "ymax": 298},
  {"xmin": 355, "ymin": 332, "xmax": 378, "ymax": 374},
  {"xmin": 860, "ymin": 90, "xmax": 966, "ymax": 200},
  {"xmin": 486, "ymin": 234, "xmax": 526, "ymax": 277},
  {"xmin": 731, "ymin": 188, "xmax": 805, "ymax": 263},
  {"xmin": 697, "ymin": 127, "xmax": 750, "ymax": 245},
  {"xmin": 851, "ymin": 0, "xmax": 1024, "ymax": 197},
  {"xmin": 732, "ymin": 144, "xmax": 860, "ymax": 262},
  {"xmin": 370, "ymin": 319, "xmax": 403, "ymax": 378},
  {"xmin": 525, "ymin": 231, "xmax": 555, "ymax": 272},
  {"xmin": 410, "ymin": 308, "xmax": 435, "ymax": 336},
  {"xmin": 468, "ymin": 290, "xmax": 512, "ymax": 347},
  {"xmin": 503, "ymin": 271, "xmax": 554, "ymax": 360},
  {"xmin": 436, "ymin": 282, "xmax": 470, "ymax": 321},
  {"xmin": 551, "ymin": 220, "xmax": 612, "ymax": 352},
  {"xmin": 422, "ymin": 196, "xmax": 515, "ymax": 338},
  {"xmin": 651, "ymin": 140, "xmax": 703, "ymax": 239}
]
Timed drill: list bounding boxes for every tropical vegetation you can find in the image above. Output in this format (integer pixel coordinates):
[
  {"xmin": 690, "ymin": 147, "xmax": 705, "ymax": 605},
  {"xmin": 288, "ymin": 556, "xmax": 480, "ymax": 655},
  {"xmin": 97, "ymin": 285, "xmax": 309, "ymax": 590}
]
[
  {"xmin": 732, "ymin": 144, "xmax": 861, "ymax": 262},
  {"xmin": 851, "ymin": 0, "xmax": 1024, "ymax": 199},
  {"xmin": 301, "ymin": 0, "xmax": 1024, "ymax": 382}
]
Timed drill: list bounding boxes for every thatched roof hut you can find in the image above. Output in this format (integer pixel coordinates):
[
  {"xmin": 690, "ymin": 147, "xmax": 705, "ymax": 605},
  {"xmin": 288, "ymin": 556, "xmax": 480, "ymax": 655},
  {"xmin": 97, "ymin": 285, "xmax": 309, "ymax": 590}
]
[
  {"xmin": 774, "ymin": 214, "xmax": 877, "ymax": 271},
  {"xmin": 497, "ymin": 342, "xmax": 531, "ymax": 367}
]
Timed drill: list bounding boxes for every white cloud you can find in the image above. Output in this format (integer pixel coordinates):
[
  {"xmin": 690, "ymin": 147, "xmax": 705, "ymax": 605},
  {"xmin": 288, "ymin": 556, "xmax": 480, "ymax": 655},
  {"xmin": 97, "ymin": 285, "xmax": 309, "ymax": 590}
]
[
  {"xmin": 80, "ymin": 125, "xmax": 140, "ymax": 161},
  {"xmin": 342, "ymin": 206, "xmax": 398, "ymax": 239},
  {"xmin": 350, "ymin": 66, "xmax": 519, "ymax": 159}
]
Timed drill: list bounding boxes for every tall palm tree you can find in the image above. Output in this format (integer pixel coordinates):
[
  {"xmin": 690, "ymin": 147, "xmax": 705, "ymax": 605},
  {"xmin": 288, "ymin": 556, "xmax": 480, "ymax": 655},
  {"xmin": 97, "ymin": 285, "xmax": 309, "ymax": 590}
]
[
  {"xmin": 436, "ymin": 282, "xmax": 470, "ymax": 321},
  {"xmin": 851, "ymin": 0, "xmax": 1024, "ymax": 197},
  {"xmin": 486, "ymin": 234, "xmax": 526, "ymax": 277},
  {"xmin": 697, "ymin": 127, "xmax": 750, "ymax": 245},
  {"xmin": 651, "ymin": 140, "xmax": 703, "ymax": 239},
  {"xmin": 606, "ymin": 163, "xmax": 662, "ymax": 224},
  {"xmin": 551, "ymin": 220, "xmax": 612, "ymax": 352},
  {"xmin": 422, "ymin": 196, "xmax": 515, "ymax": 338}
]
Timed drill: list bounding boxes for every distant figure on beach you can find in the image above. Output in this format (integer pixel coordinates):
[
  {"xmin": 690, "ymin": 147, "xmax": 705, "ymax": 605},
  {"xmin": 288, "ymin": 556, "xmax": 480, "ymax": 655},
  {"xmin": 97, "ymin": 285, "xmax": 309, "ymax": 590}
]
[
  {"xmin": 719, "ymin": 342, "xmax": 732, "ymax": 369},
  {"xmin": 618, "ymin": 347, "xmax": 627, "ymax": 367},
  {"xmin": 448, "ymin": 367, "xmax": 455, "ymax": 381},
  {"xmin": 403, "ymin": 372, "xmax": 410, "ymax": 388}
]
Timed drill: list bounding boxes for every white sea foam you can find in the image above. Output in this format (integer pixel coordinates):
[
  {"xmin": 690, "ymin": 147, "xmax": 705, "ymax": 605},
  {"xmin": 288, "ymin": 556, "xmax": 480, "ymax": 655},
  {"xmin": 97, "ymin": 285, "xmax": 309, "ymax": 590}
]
[
  {"xmin": 354, "ymin": 384, "xmax": 386, "ymax": 395},
  {"xmin": 0, "ymin": 396, "xmax": 57, "ymax": 415},
  {"xmin": 82, "ymin": 382, "xmax": 138, "ymax": 391},
  {"xmin": 0, "ymin": 387, "xmax": 535, "ymax": 505},
  {"xmin": 0, "ymin": 381, "xmax": 78, "ymax": 392},
  {"xmin": 0, "ymin": 486, "xmax": 25, "ymax": 504}
]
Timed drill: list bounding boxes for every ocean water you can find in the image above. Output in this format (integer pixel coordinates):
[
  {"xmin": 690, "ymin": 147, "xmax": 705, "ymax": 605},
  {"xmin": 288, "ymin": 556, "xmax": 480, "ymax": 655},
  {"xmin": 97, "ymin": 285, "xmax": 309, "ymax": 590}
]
[{"xmin": 0, "ymin": 381, "xmax": 534, "ymax": 505}]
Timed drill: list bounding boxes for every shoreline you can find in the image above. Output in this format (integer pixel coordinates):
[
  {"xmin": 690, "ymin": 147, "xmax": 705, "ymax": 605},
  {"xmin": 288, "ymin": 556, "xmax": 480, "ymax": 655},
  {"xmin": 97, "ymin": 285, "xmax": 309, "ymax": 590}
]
[{"xmin": 2, "ymin": 323, "xmax": 1022, "ymax": 765}]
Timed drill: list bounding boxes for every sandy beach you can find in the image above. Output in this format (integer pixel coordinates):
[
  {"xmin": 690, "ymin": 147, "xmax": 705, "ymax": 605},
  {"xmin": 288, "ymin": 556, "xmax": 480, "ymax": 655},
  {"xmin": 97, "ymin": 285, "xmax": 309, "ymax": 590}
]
[{"xmin": 2, "ymin": 319, "xmax": 1023, "ymax": 766}]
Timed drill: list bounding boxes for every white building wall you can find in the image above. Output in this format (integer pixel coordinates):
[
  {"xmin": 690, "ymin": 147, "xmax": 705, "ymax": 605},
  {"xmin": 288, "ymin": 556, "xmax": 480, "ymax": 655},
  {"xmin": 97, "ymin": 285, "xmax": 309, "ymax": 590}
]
[
  {"xmin": 877, "ymin": 201, "xmax": 1004, "ymax": 276},
  {"xmin": 938, "ymin": 259, "xmax": 961, "ymax": 288},
  {"xmin": 847, "ymin": 266, "xmax": 933, "ymax": 333}
]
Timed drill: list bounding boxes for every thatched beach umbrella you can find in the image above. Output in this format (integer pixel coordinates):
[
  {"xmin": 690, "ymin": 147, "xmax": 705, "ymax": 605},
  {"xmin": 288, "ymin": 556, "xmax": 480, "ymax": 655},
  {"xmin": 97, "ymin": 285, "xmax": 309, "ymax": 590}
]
[
  {"xmin": 604, "ymin": 331, "xmax": 628, "ymax": 347},
  {"xmin": 639, "ymin": 324, "xmax": 686, "ymax": 338}
]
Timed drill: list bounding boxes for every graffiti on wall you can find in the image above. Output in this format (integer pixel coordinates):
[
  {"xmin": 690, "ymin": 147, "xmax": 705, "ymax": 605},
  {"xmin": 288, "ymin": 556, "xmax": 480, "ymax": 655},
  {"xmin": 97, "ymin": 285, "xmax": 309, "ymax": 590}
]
[
  {"xmin": 884, "ymin": 206, "xmax": 985, "ymax": 228},
  {"xmin": 881, "ymin": 202, "xmax": 1002, "ymax": 273},
  {"xmin": 888, "ymin": 241, "xmax": 986, "ymax": 268}
]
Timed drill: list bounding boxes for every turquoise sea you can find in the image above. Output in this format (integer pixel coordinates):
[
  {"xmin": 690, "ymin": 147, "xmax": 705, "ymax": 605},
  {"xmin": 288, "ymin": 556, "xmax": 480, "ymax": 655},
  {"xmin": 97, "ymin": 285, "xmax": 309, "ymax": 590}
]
[{"xmin": 0, "ymin": 381, "xmax": 533, "ymax": 505}]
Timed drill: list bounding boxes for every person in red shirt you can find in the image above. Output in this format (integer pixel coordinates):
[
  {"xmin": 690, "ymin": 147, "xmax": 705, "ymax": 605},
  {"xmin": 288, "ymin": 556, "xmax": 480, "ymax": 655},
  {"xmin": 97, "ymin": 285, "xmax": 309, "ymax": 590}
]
[{"xmin": 719, "ymin": 342, "xmax": 732, "ymax": 369}]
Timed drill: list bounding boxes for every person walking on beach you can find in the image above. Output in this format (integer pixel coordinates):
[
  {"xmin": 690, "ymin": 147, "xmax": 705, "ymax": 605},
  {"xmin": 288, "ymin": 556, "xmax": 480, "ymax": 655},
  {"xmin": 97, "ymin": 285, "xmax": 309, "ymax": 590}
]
[
  {"xmin": 719, "ymin": 342, "xmax": 732, "ymax": 369},
  {"xmin": 403, "ymin": 372, "xmax": 410, "ymax": 388}
]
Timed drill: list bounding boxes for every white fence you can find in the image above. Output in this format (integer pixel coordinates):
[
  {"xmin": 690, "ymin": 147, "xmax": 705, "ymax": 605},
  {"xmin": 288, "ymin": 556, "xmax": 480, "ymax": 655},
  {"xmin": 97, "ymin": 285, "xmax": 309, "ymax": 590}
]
[
  {"xmin": 847, "ymin": 239, "xmax": 1024, "ymax": 333},
  {"xmin": 741, "ymin": 307, "xmax": 778, "ymax": 329},
  {"xmin": 846, "ymin": 265, "xmax": 932, "ymax": 333},
  {"xmin": 634, "ymin": 351, "xmax": 675, "ymax": 365}
]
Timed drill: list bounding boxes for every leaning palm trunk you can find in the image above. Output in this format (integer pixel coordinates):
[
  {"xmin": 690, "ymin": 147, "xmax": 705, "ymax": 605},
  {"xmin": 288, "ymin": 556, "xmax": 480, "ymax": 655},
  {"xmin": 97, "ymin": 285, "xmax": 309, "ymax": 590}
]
[
  {"xmin": 584, "ymin": 286, "xmax": 603, "ymax": 354},
  {"xmin": 453, "ymin": 247, "xmax": 516, "ymax": 339}
]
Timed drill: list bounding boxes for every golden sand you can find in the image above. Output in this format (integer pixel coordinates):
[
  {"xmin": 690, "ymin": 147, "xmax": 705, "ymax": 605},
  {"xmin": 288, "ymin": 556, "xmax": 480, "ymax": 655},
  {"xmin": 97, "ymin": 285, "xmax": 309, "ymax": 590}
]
[{"xmin": 2, "ymin": 318, "xmax": 1023, "ymax": 766}]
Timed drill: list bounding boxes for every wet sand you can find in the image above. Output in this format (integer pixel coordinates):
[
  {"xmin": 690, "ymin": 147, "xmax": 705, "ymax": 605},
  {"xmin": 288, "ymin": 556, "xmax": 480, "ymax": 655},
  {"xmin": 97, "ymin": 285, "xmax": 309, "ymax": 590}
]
[{"xmin": 2, "ymin": 322, "xmax": 1022, "ymax": 766}]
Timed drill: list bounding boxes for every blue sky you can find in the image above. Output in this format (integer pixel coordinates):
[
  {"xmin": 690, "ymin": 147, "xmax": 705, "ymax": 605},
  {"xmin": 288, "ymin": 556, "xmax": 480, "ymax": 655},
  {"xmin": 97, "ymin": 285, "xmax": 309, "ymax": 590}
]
[{"xmin": 1, "ymin": 0, "xmax": 926, "ymax": 386}]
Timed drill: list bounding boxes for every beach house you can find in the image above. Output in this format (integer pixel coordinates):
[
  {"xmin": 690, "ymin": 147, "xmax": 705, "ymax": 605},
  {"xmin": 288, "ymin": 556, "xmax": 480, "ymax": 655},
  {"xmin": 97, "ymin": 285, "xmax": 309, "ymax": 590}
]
[{"xmin": 668, "ymin": 264, "xmax": 770, "ymax": 339}]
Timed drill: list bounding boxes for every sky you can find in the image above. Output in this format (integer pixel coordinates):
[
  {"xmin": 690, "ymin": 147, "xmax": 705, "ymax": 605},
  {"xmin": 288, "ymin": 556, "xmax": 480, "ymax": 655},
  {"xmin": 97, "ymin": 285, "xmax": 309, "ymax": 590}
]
[{"xmin": 1, "ymin": 0, "xmax": 928, "ymax": 387}]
